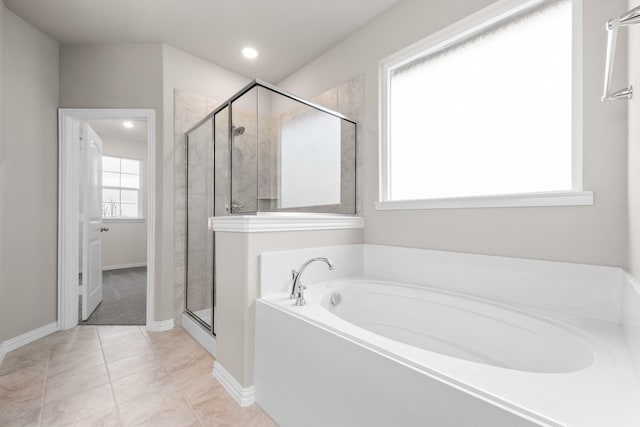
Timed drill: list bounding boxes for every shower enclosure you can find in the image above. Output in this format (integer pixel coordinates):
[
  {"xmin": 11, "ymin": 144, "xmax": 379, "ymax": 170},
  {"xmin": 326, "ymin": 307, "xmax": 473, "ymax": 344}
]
[{"xmin": 184, "ymin": 80, "xmax": 357, "ymax": 334}]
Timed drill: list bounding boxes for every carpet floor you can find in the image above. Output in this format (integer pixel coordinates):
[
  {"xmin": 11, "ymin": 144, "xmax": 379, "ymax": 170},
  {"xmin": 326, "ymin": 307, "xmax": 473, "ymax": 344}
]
[{"xmin": 79, "ymin": 267, "xmax": 146, "ymax": 325}]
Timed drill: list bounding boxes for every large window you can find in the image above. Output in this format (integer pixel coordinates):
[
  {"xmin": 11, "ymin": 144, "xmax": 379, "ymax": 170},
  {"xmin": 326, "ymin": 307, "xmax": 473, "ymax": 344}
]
[
  {"xmin": 102, "ymin": 155, "xmax": 141, "ymax": 218},
  {"xmin": 379, "ymin": 0, "xmax": 592, "ymax": 209}
]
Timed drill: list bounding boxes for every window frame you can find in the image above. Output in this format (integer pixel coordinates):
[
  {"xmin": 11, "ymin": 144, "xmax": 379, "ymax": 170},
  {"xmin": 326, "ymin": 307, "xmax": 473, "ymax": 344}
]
[
  {"xmin": 101, "ymin": 154, "xmax": 144, "ymax": 219},
  {"xmin": 377, "ymin": 0, "xmax": 591, "ymax": 210}
]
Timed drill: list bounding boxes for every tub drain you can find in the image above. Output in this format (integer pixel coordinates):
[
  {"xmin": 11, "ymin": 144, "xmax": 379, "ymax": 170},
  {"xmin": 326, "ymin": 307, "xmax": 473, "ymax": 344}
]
[{"xmin": 330, "ymin": 291, "xmax": 342, "ymax": 307}]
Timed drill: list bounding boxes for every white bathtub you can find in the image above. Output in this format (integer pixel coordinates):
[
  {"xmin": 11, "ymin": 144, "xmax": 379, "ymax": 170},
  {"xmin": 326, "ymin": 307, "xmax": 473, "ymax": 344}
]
[{"xmin": 255, "ymin": 279, "xmax": 640, "ymax": 426}]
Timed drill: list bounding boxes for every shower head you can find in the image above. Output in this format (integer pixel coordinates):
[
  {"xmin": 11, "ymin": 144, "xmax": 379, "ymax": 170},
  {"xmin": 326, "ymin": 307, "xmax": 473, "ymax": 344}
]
[{"xmin": 232, "ymin": 125, "xmax": 245, "ymax": 136}]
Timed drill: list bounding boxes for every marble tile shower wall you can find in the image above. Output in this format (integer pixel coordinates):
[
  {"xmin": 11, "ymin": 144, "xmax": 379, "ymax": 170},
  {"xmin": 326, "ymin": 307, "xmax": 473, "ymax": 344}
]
[
  {"xmin": 228, "ymin": 109, "xmax": 273, "ymax": 213},
  {"xmin": 174, "ymin": 90, "xmax": 219, "ymax": 325}
]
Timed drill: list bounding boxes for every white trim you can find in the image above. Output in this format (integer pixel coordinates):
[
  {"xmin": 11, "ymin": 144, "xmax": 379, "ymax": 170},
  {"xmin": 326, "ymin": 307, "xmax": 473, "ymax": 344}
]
[
  {"xmin": 147, "ymin": 319, "xmax": 174, "ymax": 332},
  {"xmin": 0, "ymin": 322, "xmax": 58, "ymax": 367},
  {"xmin": 57, "ymin": 114, "xmax": 81, "ymax": 330},
  {"xmin": 375, "ymin": 190, "xmax": 593, "ymax": 210},
  {"xmin": 181, "ymin": 313, "xmax": 217, "ymax": 357},
  {"xmin": 57, "ymin": 109, "xmax": 156, "ymax": 330},
  {"xmin": 213, "ymin": 361, "xmax": 255, "ymax": 406},
  {"xmin": 209, "ymin": 214, "xmax": 365, "ymax": 233},
  {"xmin": 102, "ymin": 262, "xmax": 147, "ymax": 271},
  {"xmin": 378, "ymin": 0, "xmax": 585, "ymax": 206}
]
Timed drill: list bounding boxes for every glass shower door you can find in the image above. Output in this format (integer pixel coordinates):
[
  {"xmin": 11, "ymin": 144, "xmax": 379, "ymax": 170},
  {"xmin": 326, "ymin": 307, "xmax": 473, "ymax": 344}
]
[{"xmin": 185, "ymin": 118, "xmax": 214, "ymax": 330}]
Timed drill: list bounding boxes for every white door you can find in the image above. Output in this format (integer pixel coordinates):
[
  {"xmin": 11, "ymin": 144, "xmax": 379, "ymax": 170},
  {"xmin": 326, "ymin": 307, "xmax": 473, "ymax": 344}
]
[{"xmin": 82, "ymin": 124, "xmax": 104, "ymax": 320}]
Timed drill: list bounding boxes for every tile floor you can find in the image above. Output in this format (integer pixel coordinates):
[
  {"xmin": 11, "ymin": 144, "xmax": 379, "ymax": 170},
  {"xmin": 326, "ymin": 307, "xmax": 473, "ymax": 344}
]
[{"xmin": 0, "ymin": 326, "xmax": 276, "ymax": 426}]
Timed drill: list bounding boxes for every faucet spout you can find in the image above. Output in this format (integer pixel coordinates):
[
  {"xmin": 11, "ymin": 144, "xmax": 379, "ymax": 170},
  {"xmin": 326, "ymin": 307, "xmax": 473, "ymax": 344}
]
[{"xmin": 290, "ymin": 257, "xmax": 335, "ymax": 305}]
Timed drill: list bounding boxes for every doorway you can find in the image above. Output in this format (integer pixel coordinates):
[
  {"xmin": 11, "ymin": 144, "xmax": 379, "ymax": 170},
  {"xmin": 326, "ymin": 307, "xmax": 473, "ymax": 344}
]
[
  {"xmin": 79, "ymin": 118, "xmax": 149, "ymax": 324},
  {"xmin": 58, "ymin": 109, "xmax": 156, "ymax": 330}
]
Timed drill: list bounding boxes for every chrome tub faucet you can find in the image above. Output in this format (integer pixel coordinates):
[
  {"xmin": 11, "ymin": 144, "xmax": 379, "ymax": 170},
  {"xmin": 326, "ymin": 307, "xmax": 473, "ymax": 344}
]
[{"xmin": 290, "ymin": 257, "xmax": 335, "ymax": 306}]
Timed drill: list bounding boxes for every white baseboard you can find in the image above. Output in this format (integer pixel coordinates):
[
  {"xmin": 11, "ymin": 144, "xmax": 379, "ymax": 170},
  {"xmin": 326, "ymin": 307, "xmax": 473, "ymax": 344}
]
[
  {"xmin": 102, "ymin": 262, "xmax": 147, "ymax": 271},
  {"xmin": 0, "ymin": 322, "xmax": 58, "ymax": 367},
  {"xmin": 147, "ymin": 319, "xmax": 174, "ymax": 332},
  {"xmin": 213, "ymin": 361, "xmax": 255, "ymax": 407},
  {"xmin": 181, "ymin": 313, "xmax": 217, "ymax": 357}
]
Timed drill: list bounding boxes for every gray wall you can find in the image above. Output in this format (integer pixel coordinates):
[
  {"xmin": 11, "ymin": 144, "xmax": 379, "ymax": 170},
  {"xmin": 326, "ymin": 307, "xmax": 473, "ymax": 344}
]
[
  {"xmin": 59, "ymin": 43, "xmax": 167, "ymax": 319},
  {"xmin": 629, "ymin": 0, "xmax": 640, "ymax": 280},
  {"xmin": 0, "ymin": 8, "xmax": 59, "ymax": 343},
  {"xmin": 278, "ymin": 0, "xmax": 629, "ymax": 267}
]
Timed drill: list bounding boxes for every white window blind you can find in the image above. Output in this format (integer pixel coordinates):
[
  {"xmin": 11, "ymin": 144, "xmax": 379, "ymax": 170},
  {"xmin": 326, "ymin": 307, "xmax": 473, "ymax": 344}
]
[{"xmin": 382, "ymin": 0, "xmax": 575, "ymax": 204}]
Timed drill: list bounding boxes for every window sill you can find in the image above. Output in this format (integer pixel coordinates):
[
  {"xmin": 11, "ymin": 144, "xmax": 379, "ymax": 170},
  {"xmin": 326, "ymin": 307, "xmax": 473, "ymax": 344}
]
[
  {"xmin": 103, "ymin": 217, "xmax": 145, "ymax": 223},
  {"xmin": 375, "ymin": 191, "xmax": 594, "ymax": 210}
]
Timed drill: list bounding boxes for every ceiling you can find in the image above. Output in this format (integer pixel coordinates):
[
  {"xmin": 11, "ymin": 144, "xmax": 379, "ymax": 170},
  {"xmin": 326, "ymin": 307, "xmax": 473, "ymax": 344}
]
[
  {"xmin": 3, "ymin": 0, "xmax": 402, "ymax": 82},
  {"xmin": 87, "ymin": 119, "xmax": 147, "ymax": 143}
]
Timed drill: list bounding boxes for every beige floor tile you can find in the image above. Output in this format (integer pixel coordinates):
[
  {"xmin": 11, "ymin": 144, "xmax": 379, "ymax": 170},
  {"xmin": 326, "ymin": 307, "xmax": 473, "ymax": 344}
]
[
  {"xmin": 9, "ymin": 336, "xmax": 52, "ymax": 355},
  {"xmin": 0, "ymin": 397, "xmax": 42, "ymax": 427},
  {"xmin": 102, "ymin": 337, "xmax": 152, "ymax": 364},
  {"xmin": 169, "ymin": 354, "xmax": 215, "ymax": 391},
  {"xmin": 106, "ymin": 351, "xmax": 162, "ymax": 381},
  {"xmin": 47, "ymin": 348, "xmax": 105, "ymax": 377},
  {"xmin": 145, "ymin": 328, "xmax": 190, "ymax": 347},
  {"xmin": 50, "ymin": 335, "xmax": 101, "ymax": 356},
  {"xmin": 100, "ymin": 328, "xmax": 146, "ymax": 348},
  {"xmin": 234, "ymin": 404, "xmax": 278, "ymax": 427},
  {"xmin": 60, "ymin": 407, "xmax": 121, "ymax": 427},
  {"xmin": 177, "ymin": 371, "xmax": 225, "ymax": 406},
  {"xmin": 111, "ymin": 364, "xmax": 175, "ymax": 405},
  {"xmin": 0, "ymin": 338, "xmax": 50, "ymax": 376},
  {"xmin": 155, "ymin": 340, "xmax": 211, "ymax": 374},
  {"xmin": 0, "ymin": 366, "xmax": 46, "ymax": 402},
  {"xmin": 50, "ymin": 326, "xmax": 97, "ymax": 344},
  {"xmin": 41, "ymin": 383, "xmax": 116, "ymax": 426},
  {"xmin": 97, "ymin": 325, "xmax": 141, "ymax": 338},
  {"xmin": 0, "ymin": 325, "xmax": 278, "ymax": 427},
  {"xmin": 191, "ymin": 392, "xmax": 263, "ymax": 426},
  {"xmin": 118, "ymin": 390, "xmax": 199, "ymax": 427},
  {"xmin": 44, "ymin": 364, "xmax": 110, "ymax": 404}
]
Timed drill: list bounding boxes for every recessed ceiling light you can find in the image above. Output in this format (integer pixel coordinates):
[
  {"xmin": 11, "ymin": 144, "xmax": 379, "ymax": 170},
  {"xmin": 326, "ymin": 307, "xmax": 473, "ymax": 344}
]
[
  {"xmin": 122, "ymin": 121, "xmax": 134, "ymax": 128},
  {"xmin": 242, "ymin": 47, "xmax": 258, "ymax": 59}
]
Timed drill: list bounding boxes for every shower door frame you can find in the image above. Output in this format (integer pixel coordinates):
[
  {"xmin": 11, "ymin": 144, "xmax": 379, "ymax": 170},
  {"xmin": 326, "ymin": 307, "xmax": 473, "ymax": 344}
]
[{"xmin": 184, "ymin": 126, "xmax": 217, "ymax": 335}]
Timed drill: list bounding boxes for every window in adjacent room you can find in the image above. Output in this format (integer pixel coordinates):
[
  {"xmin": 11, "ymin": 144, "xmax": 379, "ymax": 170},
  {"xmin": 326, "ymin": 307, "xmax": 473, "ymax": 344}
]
[
  {"xmin": 102, "ymin": 155, "xmax": 142, "ymax": 218},
  {"xmin": 378, "ymin": 0, "xmax": 591, "ymax": 209}
]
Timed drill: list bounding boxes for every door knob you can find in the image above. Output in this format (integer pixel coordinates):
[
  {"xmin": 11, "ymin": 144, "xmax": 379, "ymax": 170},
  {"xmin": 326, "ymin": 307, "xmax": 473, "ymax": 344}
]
[{"xmin": 100, "ymin": 227, "xmax": 110, "ymax": 232}]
